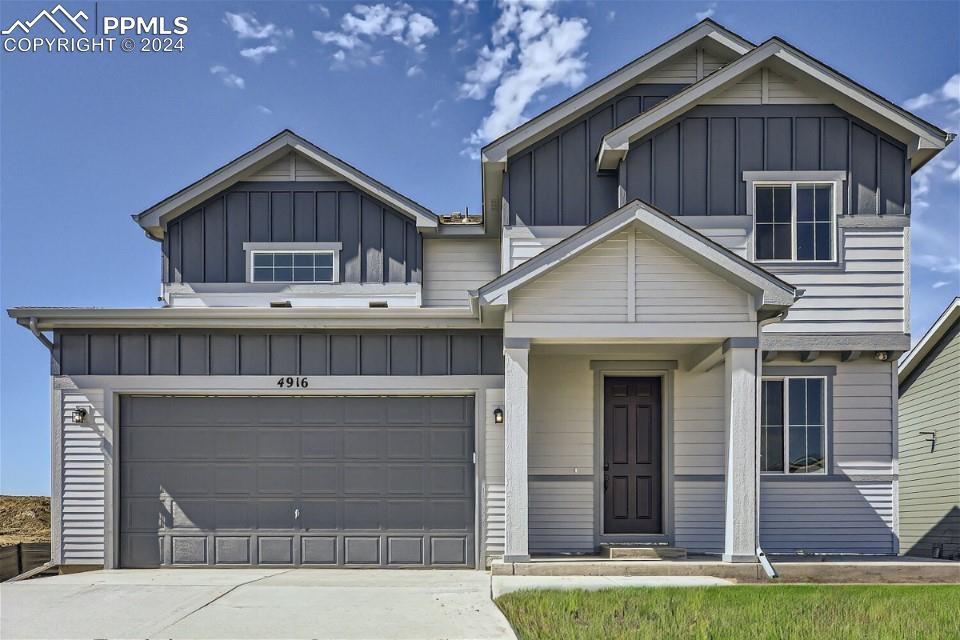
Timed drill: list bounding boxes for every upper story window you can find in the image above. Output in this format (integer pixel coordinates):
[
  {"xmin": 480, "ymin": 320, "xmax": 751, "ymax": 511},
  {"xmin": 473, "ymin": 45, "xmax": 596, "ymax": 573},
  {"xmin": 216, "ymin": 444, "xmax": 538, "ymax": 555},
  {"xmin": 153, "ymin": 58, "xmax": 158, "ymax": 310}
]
[
  {"xmin": 745, "ymin": 171, "xmax": 844, "ymax": 264},
  {"xmin": 761, "ymin": 376, "xmax": 827, "ymax": 475},
  {"xmin": 244, "ymin": 242, "xmax": 341, "ymax": 284}
]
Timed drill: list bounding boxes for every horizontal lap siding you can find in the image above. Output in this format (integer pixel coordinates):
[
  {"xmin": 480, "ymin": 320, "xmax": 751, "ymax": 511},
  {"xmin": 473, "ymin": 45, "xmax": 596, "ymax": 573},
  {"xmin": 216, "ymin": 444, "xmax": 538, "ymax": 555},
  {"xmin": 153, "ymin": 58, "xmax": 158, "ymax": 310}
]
[
  {"xmin": 508, "ymin": 235, "xmax": 563, "ymax": 269},
  {"xmin": 767, "ymin": 230, "xmax": 906, "ymax": 334},
  {"xmin": 511, "ymin": 232, "xmax": 629, "ymax": 322},
  {"xmin": 164, "ymin": 181, "xmax": 421, "ymax": 285},
  {"xmin": 832, "ymin": 359, "xmax": 897, "ymax": 475},
  {"xmin": 898, "ymin": 323, "xmax": 960, "ymax": 557},
  {"xmin": 760, "ymin": 481, "xmax": 896, "ymax": 554},
  {"xmin": 529, "ymin": 481, "xmax": 594, "ymax": 553},
  {"xmin": 422, "ymin": 239, "xmax": 500, "ymax": 307},
  {"xmin": 53, "ymin": 331, "xmax": 504, "ymax": 377},
  {"xmin": 635, "ymin": 231, "xmax": 751, "ymax": 322},
  {"xmin": 675, "ymin": 480, "xmax": 724, "ymax": 552},
  {"xmin": 484, "ymin": 389, "xmax": 506, "ymax": 562},
  {"xmin": 60, "ymin": 387, "xmax": 107, "ymax": 564},
  {"xmin": 674, "ymin": 367, "xmax": 725, "ymax": 476}
]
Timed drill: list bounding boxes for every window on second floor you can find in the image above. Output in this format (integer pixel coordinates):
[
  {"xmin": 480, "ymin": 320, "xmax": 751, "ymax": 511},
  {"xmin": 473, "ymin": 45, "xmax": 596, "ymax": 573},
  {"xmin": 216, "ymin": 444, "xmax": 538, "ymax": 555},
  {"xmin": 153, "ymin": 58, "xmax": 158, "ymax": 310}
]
[
  {"xmin": 251, "ymin": 251, "xmax": 337, "ymax": 283},
  {"xmin": 754, "ymin": 183, "xmax": 836, "ymax": 262}
]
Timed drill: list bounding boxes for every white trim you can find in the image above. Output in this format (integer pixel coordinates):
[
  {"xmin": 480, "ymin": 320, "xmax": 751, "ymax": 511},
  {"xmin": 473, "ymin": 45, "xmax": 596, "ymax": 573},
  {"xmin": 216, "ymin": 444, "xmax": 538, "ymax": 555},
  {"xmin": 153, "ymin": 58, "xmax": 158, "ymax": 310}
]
[
  {"xmin": 748, "ymin": 178, "xmax": 841, "ymax": 264},
  {"xmin": 598, "ymin": 39, "xmax": 950, "ymax": 171},
  {"xmin": 480, "ymin": 21, "xmax": 753, "ymax": 164},
  {"xmin": 760, "ymin": 375, "xmax": 829, "ymax": 476},
  {"xmin": 246, "ymin": 247, "xmax": 340, "ymax": 285},
  {"xmin": 898, "ymin": 297, "xmax": 960, "ymax": 382}
]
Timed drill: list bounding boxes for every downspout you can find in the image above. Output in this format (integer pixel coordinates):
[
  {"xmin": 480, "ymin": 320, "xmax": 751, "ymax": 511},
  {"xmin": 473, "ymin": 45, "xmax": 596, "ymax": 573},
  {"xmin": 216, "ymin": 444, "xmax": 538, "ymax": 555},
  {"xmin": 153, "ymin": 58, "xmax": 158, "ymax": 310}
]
[
  {"xmin": 26, "ymin": 317, "xmax": 54, "ymax": 351},
  {"xmin": 755, "ymin": 310, "xmax": 789, "ymax": 579}
]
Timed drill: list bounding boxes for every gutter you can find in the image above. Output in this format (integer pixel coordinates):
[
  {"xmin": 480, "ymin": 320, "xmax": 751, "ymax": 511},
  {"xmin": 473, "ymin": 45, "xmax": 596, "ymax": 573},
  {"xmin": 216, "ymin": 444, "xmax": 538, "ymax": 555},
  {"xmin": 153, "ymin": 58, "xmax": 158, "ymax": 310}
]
[{"xmin": 25, "ymin": 317, "xmax": 54, "ymax": 351}]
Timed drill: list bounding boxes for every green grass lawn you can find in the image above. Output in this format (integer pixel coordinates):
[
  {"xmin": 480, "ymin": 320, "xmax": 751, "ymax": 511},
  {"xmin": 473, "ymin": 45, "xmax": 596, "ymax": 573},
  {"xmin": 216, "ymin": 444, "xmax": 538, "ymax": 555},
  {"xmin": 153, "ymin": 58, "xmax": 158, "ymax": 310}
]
[{"xmin": 495, "ymin": 585, "xmax": 960, "ymax": 640}]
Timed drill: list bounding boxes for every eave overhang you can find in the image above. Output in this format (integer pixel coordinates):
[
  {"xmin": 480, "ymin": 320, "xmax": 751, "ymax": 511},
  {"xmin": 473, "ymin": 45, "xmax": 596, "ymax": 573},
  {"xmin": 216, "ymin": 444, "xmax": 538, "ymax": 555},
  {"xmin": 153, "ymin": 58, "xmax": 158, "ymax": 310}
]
[
  {"xmin": 134, "ymin": 130, "xmax": 438, "ymax": 240},
  {"xmin": 898, "ymin": 297, "xmax": 960, "ymax": 384},
  {"xmin": 474, "ymin": 199, "xmax": 798, "ymax": 313},
  {"xmin": 598, "ymin": 38, "xmax": 954, "ymax": 172}
]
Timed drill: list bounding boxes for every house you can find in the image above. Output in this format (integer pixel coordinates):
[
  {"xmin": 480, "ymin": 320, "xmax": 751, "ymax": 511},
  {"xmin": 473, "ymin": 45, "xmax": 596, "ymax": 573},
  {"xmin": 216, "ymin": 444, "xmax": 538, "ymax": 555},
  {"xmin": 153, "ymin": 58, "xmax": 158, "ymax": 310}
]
[
  {"xmin": 8, "ymin": 20, "xmax": 954, "ymax": 570},
  {"xmin": 898, "ymin": 298, "xmax": 960, "ymax": 560}
]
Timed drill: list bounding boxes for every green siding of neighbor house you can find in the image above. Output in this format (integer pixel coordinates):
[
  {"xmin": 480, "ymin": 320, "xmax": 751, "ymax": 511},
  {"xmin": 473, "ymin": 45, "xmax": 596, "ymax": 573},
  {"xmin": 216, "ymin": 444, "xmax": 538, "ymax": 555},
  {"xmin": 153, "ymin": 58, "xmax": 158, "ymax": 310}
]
[{"xmin": 899, "ymin": 321, "xmax": 960, "ymax": 559}]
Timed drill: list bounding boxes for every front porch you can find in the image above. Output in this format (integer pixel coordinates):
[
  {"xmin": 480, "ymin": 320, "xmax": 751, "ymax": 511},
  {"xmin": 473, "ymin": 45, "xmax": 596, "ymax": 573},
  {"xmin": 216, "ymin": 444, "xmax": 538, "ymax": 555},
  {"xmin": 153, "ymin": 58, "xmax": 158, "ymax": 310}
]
[{"xmin": 500, "ymin": 340, "xmax": 763, "ymax": 565}]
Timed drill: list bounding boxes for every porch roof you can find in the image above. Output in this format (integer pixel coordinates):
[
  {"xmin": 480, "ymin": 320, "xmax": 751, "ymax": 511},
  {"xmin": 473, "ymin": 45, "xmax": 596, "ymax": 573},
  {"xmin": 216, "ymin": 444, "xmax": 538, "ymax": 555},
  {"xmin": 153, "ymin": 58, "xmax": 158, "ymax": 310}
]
[{"xmin": 474, "ymin": 200, "xmax": 799, "ymax": 314}]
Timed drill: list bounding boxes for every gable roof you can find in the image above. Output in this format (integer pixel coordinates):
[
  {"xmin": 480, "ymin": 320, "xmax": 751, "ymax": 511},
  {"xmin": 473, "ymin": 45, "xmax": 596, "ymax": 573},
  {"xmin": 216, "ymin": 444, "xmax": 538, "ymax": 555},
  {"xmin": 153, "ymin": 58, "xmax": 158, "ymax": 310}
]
[
  {"xmin": 598, "ymin": 37, "xmax": 954, "ymax": 172},
  {"xmin": 899, "ymin": 297, "xmax": 960, "ymax": 385},
  {"xmin": 475, "ymin": 199, "xmax": 798, "ymax": 311},
  {"xmin": 134, "ymin": 130, "xmax": 437, "ymax": 239},
  {"xmin": 479, "ymin": 19, "xmax": 754, "ymax": 165}
]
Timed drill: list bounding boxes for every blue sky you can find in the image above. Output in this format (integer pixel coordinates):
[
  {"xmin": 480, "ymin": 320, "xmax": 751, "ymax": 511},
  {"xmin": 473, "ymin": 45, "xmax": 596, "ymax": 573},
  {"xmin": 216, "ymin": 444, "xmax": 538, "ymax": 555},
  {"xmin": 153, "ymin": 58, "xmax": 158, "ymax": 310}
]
[{"xmin": 1, "ymin": 1, "xmax": 958, "ymax": 496}]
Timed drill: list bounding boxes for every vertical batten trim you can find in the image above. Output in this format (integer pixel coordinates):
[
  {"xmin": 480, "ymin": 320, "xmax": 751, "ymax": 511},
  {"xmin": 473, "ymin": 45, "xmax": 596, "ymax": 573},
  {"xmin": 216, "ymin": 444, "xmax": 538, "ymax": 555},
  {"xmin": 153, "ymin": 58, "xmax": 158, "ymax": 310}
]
[
  {"xmin": 627, "ymin": 228, "xmax": 637, "ymax": 322},
  {"xmin": 761, "ymin": 68, "xmax": 770, "ymax": 104}
]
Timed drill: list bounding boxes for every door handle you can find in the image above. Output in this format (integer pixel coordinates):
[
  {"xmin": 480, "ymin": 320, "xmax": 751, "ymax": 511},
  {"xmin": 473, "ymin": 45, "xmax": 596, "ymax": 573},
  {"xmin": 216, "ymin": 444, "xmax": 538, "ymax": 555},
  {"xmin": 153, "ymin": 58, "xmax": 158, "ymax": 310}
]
[
  {"xmin": 604, "ymin": 475, "xmax": 608, "ymax": 492},
  {"xmin": 604, "ymin": 463, "xmax": 609, "ymax": 471}
]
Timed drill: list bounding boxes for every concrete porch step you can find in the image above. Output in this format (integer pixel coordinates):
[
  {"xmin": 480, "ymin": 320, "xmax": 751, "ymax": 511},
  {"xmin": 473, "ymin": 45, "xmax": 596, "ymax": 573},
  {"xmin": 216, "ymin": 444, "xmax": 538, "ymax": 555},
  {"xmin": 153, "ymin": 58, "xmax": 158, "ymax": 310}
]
[{"xmin": 600, "ymin": 544, "xmax": 688, "ymax": 560}]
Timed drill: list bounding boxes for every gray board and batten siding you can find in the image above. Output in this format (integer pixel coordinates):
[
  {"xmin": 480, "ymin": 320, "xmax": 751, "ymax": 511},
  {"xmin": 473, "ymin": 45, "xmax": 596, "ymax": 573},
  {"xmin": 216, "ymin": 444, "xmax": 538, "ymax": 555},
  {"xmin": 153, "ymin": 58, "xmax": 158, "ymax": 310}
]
[
  {"xmin": 505, "ymin": 84, "xmax": 687, "ymax": 226},
  {"xmin": 507, "ymin": 102, "xmax": 909, "ymax": 225},
  {"xmin": 53, "ymin": 330, "xmax": 504, "ymax": 377},
  {"xmin": 163, "ymin": 181, "xmax": 422, "ymax": 285},
  {"xmin": 119, "ymin": 395, "xmax": 475, "ymax": 568}
]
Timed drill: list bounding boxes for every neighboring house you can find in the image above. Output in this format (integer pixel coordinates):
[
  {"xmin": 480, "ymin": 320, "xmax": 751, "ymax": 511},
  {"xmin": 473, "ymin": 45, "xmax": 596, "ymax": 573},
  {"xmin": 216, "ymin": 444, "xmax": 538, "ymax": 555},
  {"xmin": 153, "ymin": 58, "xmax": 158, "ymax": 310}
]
[
  {"xmin": 898, "ymin": 298, "xmax": 960, "ymax": 560},
  {"xmin": 8, "ymin": 20, "xmax": 955, "ymax": 570}
]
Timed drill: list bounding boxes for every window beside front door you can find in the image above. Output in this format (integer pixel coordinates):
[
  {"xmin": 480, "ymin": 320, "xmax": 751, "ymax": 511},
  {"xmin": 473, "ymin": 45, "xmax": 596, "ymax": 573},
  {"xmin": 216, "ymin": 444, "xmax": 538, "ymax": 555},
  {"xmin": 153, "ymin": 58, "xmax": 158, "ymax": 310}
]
[
  {"xmin": 754, "ymin": 183, "xmax": 836, "ymax": 262},
  {"xmin": 761, "ymin": 377, "xmax": 827, "ymax": 474}
]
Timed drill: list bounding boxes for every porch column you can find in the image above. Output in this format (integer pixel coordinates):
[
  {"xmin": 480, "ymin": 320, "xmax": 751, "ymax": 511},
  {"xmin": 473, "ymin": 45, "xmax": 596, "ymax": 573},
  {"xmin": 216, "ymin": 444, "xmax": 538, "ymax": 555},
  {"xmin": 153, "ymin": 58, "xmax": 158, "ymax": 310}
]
[
  {"xmin": 722, "ymin": 339, "xmax": 760, "ymax": 563},
  {"xmin": 503, "ymin": 339, "xmax": 530, "ymax": 562}
]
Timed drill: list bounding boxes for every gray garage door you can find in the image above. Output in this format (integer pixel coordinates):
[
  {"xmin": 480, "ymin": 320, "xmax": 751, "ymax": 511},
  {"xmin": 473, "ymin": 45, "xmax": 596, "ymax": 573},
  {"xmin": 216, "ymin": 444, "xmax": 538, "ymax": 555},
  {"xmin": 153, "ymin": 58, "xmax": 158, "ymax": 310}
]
[{"xmin": 119, "ymin": 395, "xmax": 475, "ymax": 568}]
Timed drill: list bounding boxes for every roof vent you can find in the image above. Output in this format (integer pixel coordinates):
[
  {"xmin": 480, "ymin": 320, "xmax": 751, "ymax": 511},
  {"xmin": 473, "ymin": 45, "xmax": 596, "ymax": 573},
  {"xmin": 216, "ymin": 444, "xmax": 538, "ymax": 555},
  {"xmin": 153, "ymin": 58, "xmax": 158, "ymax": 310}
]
[
  {"xmin": 369, "ymin": 300, "xmax": 388, "ymax": 308},
  {"xmin": 270, "ymin": 300, "xmax": 292, "ymax": 308},
  {"xmin": 439, "ymin": 207, "xmax": 483, "ymax": 225}
]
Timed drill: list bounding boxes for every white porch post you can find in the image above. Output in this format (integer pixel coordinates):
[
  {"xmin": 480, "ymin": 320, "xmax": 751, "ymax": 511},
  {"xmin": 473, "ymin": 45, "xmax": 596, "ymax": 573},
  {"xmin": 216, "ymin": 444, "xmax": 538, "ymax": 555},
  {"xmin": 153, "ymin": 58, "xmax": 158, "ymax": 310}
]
[
  {"xmin": 503, "ymin": 338, "xmax": 530, "ymax": 562},
  {"xmin": 722, "ymin": 338, "xmax": 760, "ymax": 563}
]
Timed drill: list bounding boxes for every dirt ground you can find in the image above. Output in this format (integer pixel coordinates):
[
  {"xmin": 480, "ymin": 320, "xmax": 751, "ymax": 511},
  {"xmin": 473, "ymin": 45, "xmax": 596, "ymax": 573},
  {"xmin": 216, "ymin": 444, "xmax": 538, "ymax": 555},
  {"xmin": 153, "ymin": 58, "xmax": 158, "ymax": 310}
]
[{"xmin": 0, "ymin": 495, "xmax": 51, "ymax": 546}]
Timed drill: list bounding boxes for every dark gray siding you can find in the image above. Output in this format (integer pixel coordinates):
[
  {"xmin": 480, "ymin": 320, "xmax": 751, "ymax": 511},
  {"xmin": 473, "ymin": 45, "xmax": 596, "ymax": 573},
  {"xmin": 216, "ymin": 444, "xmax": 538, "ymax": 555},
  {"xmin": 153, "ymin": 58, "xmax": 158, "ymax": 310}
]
[
  {"xmin": 53, "ymin": 330, "xmax": 503, "ymax": 377},
  {"xmin": 163, "ymin": 182, "xmax": 422, "ymax": 284},
  {"xmin": 624, "ymin": 105, "xmax": 910, "ymax": 216},
  {"xmin": 506, "ymin": 84, "xmax": 686, "ymax": 226}
]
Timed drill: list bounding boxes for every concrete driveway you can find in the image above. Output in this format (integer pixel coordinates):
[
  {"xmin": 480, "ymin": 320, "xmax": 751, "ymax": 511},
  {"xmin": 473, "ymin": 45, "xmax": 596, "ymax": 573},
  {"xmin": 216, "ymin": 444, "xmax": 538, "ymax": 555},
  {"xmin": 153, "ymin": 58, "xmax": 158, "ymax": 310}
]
[{"xmin": 1, "ymin": 569, "xmax": 516, "ymax": 640}]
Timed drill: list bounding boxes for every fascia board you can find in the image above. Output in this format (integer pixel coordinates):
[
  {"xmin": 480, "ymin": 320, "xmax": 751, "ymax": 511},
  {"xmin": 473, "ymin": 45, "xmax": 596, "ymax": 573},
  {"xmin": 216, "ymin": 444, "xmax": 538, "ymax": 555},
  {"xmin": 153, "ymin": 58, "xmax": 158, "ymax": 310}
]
[
  {"xmin": 898, "ymin": 298, "xmax": 960, "ymax": 382},
  {"xmin": 481, "ymin": 23, "xmax": 753, "ymax": 164}
]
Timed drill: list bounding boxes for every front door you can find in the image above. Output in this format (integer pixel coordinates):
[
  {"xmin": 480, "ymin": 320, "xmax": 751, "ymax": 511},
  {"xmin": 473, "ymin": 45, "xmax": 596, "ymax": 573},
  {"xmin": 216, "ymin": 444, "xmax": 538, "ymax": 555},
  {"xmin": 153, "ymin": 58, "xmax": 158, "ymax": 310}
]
[{"xmin": 603, "ymin": 377, "xmax": 662, "ymax": 534}]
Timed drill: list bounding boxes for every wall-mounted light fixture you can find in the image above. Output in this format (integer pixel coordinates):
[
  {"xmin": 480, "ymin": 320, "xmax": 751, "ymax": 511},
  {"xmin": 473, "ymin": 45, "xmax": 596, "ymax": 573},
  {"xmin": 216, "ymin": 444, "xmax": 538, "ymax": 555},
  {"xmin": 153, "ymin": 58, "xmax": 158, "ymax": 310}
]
[
  {"xmin": 71, "ymin": 408, "xmax": 87, "ymax": 425},
  {"xmin": 493, "ymin": 408, "xmax": 504, "ymax": 424},
  {"xmin": 874, "ymin": 351, "xmax": 889, "ymax": 361}
]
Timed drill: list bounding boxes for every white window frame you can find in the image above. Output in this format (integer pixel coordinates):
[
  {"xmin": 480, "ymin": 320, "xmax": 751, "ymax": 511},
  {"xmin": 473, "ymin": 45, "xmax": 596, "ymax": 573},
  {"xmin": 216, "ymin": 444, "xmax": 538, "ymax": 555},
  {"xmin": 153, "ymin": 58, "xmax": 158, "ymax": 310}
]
[
  {"xmin": 760, "ymin": 375, "xmax": 829, "ymax": 476},
  {"xmin": 744, "ymin": 171, "xmax": 844, "ymax": 264},
  {"xmin": 243, "ymin": 242, "xmax": 341, "ymax": 284}
]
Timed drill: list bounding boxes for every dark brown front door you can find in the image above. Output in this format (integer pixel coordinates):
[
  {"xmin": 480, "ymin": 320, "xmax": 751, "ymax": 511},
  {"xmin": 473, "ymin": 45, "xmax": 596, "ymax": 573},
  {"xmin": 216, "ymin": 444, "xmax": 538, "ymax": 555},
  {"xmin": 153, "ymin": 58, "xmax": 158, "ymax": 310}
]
[{"xmin": 603, "ymin": 377, "xmax": 662, "ymax": 534}]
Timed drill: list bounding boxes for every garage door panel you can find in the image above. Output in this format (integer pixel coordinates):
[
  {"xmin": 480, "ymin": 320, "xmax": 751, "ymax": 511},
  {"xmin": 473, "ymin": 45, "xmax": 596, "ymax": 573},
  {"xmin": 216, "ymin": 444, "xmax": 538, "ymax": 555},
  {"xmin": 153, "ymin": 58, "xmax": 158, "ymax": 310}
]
[{"xmin": 120, "ymin": 395, "xmax": 474, "ymax": 568}]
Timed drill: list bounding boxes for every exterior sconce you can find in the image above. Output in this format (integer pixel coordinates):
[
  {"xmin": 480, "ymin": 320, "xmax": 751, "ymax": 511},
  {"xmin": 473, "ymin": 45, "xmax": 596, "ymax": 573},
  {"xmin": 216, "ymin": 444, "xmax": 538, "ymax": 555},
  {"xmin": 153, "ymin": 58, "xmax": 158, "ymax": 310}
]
[
  {"xmin": 493, "ymin": 408, "xmax": 504, "ymax": 424},
  {"xmin": 71, "ymin": 408, "xmax": 88, "ymax": 424},
  {"xmin": 874, "ymin": 351, "xmax": 889, "ymax": 362}
]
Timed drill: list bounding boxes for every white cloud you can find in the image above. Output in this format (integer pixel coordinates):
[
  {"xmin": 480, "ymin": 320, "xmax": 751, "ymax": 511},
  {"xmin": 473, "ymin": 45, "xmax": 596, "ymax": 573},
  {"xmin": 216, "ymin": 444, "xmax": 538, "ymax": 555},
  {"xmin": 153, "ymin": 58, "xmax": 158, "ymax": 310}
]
[
  {"xmin": 932, "ymin": 280, "xmax": 951, "ymax": 289},
  {"xmin": 223, "ymin": 11, "xmax": 292, "ymax": 63},
  {"xmin": 452, "ymin": 0, "xmax": 479, "ymax": 14},
  {"xmin": 695, "ymin": 3, "xmax": 717, "ymax": 21},
  {"xmin": 309, "ymin": 3, "xmax": 331, "ymax": 18},
  {"xmin": 223, "ymin": 12, "xmax": 292, "ymax": 40},
  {"xmin": 904, "ymin": 73, "xmax": 960, "ymax": 111},
  {"xmin": 460, "ymin": 0, "xmax": 590, "ymax": 158},
  {"xmin": 406, "ymin": 64, "xmax": 423, "ymax": 77},
  {"xmin": 210, "ymin": 65, "xmax": 245, "ymax": 89},
  {"xmin": 240, "ymin": 44, "xmax": 279, "ymax": 63},
  {"xmin": 313, "ymin": 3, "xmax": 439, "ymax": 66},
  {"xmin": 256, "ymin": 104, "xmax": 273, "ymax": 115}
]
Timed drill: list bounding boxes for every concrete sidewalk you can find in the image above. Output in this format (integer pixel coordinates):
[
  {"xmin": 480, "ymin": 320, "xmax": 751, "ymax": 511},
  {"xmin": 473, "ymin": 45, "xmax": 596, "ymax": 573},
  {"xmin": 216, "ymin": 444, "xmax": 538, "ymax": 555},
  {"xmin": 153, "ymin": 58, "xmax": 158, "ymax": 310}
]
[{"xmin": 1, "ymin": 569, "xmax": 516, "ymax": 640}]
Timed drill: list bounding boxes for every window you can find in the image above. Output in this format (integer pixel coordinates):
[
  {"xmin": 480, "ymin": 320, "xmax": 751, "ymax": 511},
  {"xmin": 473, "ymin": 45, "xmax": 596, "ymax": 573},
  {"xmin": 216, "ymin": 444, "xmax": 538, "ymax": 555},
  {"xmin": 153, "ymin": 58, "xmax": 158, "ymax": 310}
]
[
  {"xmin": 761, "ymin": 377, "xmax": 827, "ymax": 474},
  {"xmin": 251, "ymin": 251, "xmax": 336, "ymax": 283},
  {"xmin": 754, "ymin": 183, "xmax": 835, "ymax": 262}
]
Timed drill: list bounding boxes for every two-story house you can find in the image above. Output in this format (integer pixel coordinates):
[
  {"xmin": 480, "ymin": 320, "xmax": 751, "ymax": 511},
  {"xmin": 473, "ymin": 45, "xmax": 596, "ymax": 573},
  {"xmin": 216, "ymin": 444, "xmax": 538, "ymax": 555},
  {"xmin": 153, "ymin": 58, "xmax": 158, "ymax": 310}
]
[{"xmin": 10, "ymin": 20, "xmax": 953, "ymax": 570}]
